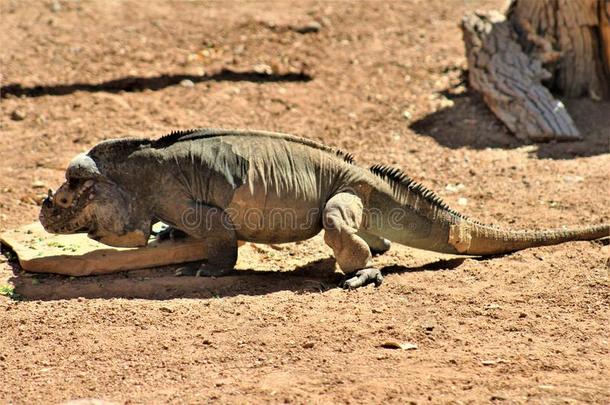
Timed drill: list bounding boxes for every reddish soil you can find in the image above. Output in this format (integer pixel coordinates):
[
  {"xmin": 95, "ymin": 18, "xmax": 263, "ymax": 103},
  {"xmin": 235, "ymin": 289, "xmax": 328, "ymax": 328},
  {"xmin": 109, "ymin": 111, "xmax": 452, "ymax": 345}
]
[{"xmin": 1, "ymin": 1, "xmax": 609, "ymax": 403}]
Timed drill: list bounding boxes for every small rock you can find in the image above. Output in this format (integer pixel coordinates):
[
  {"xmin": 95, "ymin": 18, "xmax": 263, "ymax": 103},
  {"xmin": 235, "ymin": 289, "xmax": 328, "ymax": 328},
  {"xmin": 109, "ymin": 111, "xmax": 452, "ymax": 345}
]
[
  {"xmin": 61, "ymin": 399, "xmax": 118, "ymax": 405},
  {"xmin": 50, "ymin": 1, "xmax": 61, "ymax": 13},
  {"xmin": 179, "ymin": 79, "xmax": 195, "ymax": 88},
  {"xmin": 294, "ymin": 21, "xmax": 321, "ymax": 34},
  {"xmin": 445, "ymin": 183, "xmax": 465, "ymax": 193},
  {"xmin": 302, "ymin": 342, "xmax": 315, "ymax": 349},
  {"xmin": 457, "ymin": 197, "xmax": 468, "ymax": 206},
  {"xmin": 438, "ymin": 98, "xmax": 454, "ymax": 108},
  {"xmin": 481, "ymin": 359, "xmax": 507, "ymax": 366},
  {"xmin": 563, "ymin": 175, "xmax": 584, "ymax": 184},
  {"xmin": 380, "ymin": 341, "xmax": 418, "ymax": 350},
  {"xmin": 10, "ymin": 109, "xmax": 26, "ymax": 121},
  {"xmin": 402, "ymin": 110, "xmax": 412, "ymax": 120},
  {"xmin": 253, "ymin": 64, "xmax": 273, "ymax": 75},
  {"xmin": 518, "ymin": 312, "xmax": 527, "ymax": 318},
  {"xmin": 31, "ymin": 180, "xmax": 45, "ymax": 189}
]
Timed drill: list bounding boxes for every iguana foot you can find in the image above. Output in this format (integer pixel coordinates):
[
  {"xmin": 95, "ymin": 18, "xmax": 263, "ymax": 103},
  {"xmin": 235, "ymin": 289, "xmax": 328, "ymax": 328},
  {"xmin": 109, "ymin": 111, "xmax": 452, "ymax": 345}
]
[
  {"xmin": 156, "ymin": 225, "xmax": 188, "ymax": 242},
  {"xmin": 175, "ymin": 263, "xmax": 232, "ymax": 277},
  {"xmin": 340, "ymin": 268, "xmax": 383, "ymax": 290},
  {"xmin": 174, "ymin": 262, "xmax": 201, "ymax": 276},
  {"xmin": 195, "ymin": 265, "xmax": 232, "ymax": 277}
]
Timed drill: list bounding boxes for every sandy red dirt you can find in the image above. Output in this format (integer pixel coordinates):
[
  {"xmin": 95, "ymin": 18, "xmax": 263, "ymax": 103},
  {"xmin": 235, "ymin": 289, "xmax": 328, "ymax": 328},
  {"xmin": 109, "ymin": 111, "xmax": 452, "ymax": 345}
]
[{"xmin": 1, "ymin": 1, "xmax": 609, "ymax": 403}]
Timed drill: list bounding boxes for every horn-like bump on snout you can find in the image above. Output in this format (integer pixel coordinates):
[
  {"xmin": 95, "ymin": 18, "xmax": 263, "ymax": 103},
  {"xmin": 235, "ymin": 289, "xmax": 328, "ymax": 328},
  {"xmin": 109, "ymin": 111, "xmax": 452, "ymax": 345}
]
[{"xmin": 42, "ymin": 189, "xmax": 54, "ymax": 208}]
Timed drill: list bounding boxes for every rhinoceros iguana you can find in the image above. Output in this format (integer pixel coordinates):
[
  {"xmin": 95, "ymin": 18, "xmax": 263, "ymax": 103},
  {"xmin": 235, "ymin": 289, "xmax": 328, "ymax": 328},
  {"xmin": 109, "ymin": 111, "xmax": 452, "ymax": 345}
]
[{"xmin": 39, "ymin": 129, "xmax": 609, "ymax": 289}]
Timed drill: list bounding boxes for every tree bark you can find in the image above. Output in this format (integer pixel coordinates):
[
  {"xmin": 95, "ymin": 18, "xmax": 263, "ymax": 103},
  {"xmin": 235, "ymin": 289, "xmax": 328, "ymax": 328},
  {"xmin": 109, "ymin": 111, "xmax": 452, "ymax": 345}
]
[{"xmin": 461, "ymin": 0, "xmax": 610, "ymax": 142}]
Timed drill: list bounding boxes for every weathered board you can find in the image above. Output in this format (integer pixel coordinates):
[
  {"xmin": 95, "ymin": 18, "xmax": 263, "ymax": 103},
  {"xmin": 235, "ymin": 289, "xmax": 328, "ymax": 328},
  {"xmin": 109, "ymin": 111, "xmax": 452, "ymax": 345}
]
[{"xmin": 0, "ymin": 222, "xmax": 209, "ymax": 276}]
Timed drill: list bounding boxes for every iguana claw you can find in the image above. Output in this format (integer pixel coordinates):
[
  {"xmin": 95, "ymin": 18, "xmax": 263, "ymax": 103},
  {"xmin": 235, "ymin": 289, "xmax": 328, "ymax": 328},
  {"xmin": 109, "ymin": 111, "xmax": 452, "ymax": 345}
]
[
  {"xmin": 340, "ymin": 268, "xmax": 383, "ymax": 290},
  {"xmin": 155, "ymin": 226, "xmax": 188, "ymax": 242},
  {"xmin": 175, "ymin": 263, "xmax": 232, "ymax": 277},
  {"xmin": 174, "ymin": 262, "xmax": 200, "ymax": 276}
]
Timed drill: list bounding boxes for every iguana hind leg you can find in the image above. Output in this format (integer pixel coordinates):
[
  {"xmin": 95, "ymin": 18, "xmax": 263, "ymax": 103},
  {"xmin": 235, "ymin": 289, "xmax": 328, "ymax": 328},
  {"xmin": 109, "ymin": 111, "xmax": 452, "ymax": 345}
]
[
  {"xmin": 356, "ymin": 230, "xmax": 391, "ymax": 256},
  {"xmin": 323, "ymin": 192, "xmax": 383, "ymax": 289},
  {"xmin": 171, "ymin": 201, "xmax": 238, "ymax": 277}
]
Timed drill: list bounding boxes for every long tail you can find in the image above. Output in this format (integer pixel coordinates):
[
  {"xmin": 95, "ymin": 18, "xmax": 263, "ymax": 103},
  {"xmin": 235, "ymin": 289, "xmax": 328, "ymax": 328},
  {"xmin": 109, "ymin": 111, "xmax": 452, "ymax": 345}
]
[
  {"xmin": 366, "ymin": 164, "xmax": 609, "ymax": 256},
  {"xmin": 448, "ymin": 221, "xmax": 609, "ymax": 255}
]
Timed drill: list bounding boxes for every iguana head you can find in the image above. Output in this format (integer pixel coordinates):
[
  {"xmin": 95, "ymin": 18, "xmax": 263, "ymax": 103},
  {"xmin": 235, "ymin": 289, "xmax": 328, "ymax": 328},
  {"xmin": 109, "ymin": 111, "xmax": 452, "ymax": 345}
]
[{"xmin": 39, "ymin": 153, "xmax": 149, "ymax": 247}]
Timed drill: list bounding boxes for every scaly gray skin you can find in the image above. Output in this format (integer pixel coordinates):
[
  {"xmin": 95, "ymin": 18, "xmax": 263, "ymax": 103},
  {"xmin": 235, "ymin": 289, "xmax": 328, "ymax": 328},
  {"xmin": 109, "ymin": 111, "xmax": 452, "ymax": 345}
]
[{"xmin": 39, "ymin": 129, "xmax": 609, "ymax": 289}]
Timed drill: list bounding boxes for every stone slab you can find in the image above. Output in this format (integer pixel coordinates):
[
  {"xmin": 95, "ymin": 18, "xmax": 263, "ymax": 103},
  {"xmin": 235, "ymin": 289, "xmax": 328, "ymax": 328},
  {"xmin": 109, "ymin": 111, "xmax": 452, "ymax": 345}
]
[{"xmin": 0, "ymin": 222, "xmax": 209, "ymax": 276}]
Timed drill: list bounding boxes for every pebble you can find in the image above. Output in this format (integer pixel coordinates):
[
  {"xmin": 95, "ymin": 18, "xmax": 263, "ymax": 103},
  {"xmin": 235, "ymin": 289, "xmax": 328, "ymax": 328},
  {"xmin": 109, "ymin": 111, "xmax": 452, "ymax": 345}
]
[
  {"xmin": 294, "ymin": 21, "xmax": 321, "ymax": 34},
  {"xmin": 380, "ymin": 341, "xmax": 418, "ymax": 350},
  {"xmin": 445, "ymin": 183, "xmax": 465, "ymax": 193},
  {"xmin": 402, "ymin": 110, "xmax": 412, "ymax": 120},
  {"xmin": 179, "ymin": 79, "xmax": 195, "ymax": 88},
  {"xmin": 50, "ymin": 1, "xmax": 61, "ymax": 13},
  {"xmin": 563, "ymin": 175, "xmax": 584, "ymax": 183},
  {"xmin": 31, "ymin": 180, "xmax": 45, "ymax": 189},
  {"xmin": 457, "ymin": 197, "xmax": 468, "ymax": 206},
  {"xmin": 10, "ymin": 109, "xmax": 26, "ymax": 121},
  {"xmin": 253, "ymin": 64, "xmax": 273, "ymax": 74}
]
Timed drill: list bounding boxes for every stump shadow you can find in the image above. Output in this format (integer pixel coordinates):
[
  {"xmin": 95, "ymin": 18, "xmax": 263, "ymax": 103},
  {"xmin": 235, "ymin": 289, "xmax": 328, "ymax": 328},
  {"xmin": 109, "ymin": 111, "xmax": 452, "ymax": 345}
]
[
  {"xmin": 409, "ymin": 90, "xmax": 610, "ymax": 160},
  {"xmin": 0, "ymin": 68, "xmax": 312, "ymax": 99}
]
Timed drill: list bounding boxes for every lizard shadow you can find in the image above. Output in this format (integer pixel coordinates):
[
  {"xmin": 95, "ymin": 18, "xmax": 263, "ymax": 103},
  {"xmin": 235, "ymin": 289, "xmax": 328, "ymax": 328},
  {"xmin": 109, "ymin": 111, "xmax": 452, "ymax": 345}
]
[
  {"xmin": 409, "ymin": 87, "xmax": 610, "ymax": 160},
  {"xmin": 6, "ymin": 256, "xmax": 465, "ymax": 302},
  {"xmin": 381, "ymin": 258, "xmax": 466, "ymax": 275},
  {"xmin": 0, "ymin": 68, "xmax": 312, "ymax": 99}
]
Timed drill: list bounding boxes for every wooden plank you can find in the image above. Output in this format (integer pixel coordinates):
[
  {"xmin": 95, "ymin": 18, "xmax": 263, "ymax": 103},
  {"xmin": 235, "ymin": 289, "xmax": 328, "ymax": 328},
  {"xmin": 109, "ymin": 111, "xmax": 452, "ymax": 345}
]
[{"xmin": 0, "ymin": 222, "xmax": 209, "ymax": 276}]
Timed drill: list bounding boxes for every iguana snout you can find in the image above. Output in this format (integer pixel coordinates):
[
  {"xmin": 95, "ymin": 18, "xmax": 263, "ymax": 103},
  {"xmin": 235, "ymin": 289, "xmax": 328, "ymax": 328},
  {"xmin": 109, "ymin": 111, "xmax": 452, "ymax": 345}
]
[{"xmin": 40, "ymin": 179, "xmax": 96, "ymax": 234}]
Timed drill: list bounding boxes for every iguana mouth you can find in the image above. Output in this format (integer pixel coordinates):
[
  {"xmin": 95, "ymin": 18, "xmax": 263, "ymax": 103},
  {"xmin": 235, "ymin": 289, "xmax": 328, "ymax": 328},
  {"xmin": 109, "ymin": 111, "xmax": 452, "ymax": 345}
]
[{"xmin": 39, "ymin": 183, "xmax": 96, "ymax": 234}]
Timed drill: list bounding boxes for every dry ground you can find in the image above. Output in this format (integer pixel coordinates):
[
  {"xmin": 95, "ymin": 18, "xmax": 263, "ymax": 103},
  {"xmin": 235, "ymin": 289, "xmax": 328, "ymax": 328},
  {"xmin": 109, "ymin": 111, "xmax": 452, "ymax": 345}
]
[{"xmin": 1, "ymin": 1, "xmax": 609, "ymax": 403}]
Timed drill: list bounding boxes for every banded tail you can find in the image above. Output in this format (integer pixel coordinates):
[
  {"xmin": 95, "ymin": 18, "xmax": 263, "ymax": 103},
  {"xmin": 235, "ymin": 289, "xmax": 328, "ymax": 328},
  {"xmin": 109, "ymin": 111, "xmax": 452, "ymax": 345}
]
[{"xmin": 367, "ymin": 164, "xmax": 609, "ymax": 256}]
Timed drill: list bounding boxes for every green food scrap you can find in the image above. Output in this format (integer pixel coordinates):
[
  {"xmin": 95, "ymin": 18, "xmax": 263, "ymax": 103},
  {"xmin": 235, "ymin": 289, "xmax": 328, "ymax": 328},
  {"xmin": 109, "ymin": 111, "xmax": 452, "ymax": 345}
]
[{"xmin": 0, "ymin": 285, "xmax": 22, "ymax": 300}]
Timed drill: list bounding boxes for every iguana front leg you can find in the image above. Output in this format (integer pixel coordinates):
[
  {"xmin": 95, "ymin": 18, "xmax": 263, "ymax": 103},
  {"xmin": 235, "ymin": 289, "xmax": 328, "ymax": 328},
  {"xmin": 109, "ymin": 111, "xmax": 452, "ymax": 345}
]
[
  {"xmin": 154, "ymin": 224, "xmax": 188, "ymax": 241},
  {"xmin": 323, "ymin": 192, "xmax": 383, "ymax": 289},
  {"xmin": 161, "ymin": 200, "xmax": 238, "ymax": 277}
]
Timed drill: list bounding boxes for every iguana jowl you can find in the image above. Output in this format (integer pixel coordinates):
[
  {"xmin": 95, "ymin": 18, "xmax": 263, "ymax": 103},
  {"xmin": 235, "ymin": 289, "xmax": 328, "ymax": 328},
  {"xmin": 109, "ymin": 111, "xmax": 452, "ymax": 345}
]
[{"xmin": 39, "ymin": 129, "xmax": 609, "ymax": 289}]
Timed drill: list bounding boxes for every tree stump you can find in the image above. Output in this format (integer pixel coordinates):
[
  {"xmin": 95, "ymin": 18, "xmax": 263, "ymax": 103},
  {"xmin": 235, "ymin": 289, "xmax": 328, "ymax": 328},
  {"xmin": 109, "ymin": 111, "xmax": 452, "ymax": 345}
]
[{"xmin": 461, "ymin": 0, "xmax": 610, "ymax": 142}]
